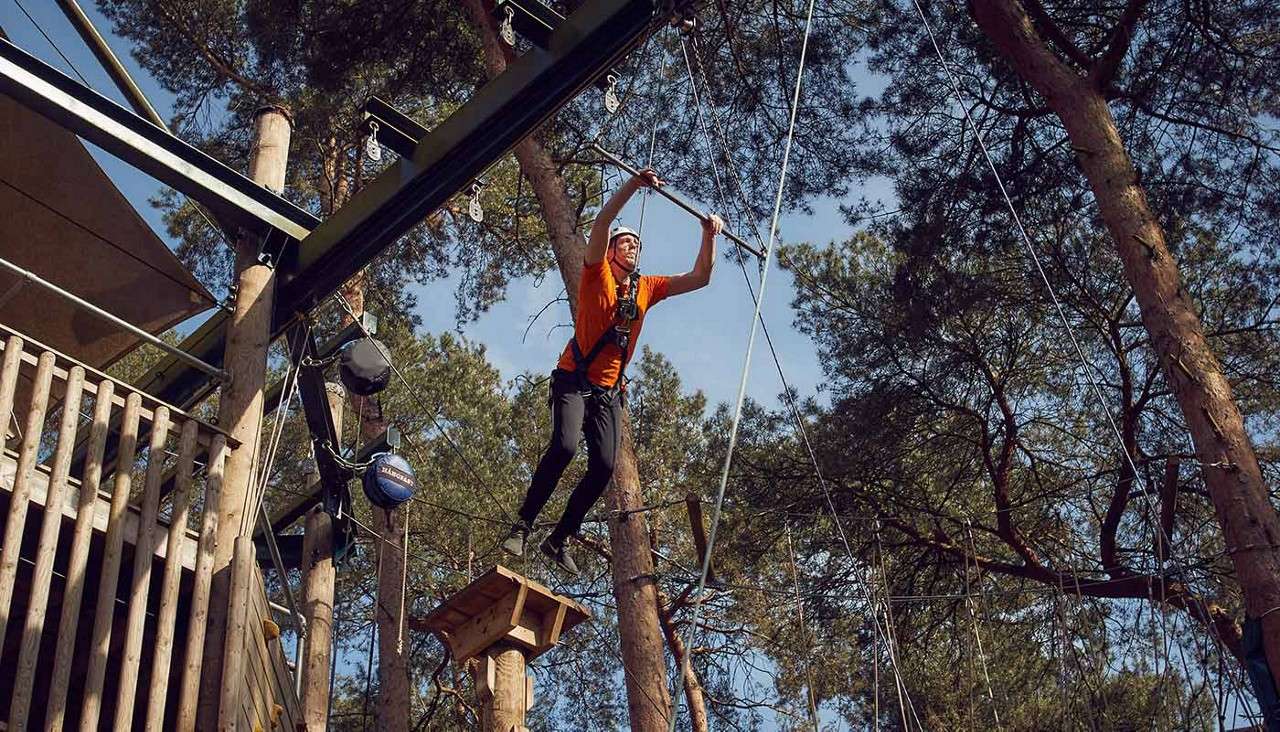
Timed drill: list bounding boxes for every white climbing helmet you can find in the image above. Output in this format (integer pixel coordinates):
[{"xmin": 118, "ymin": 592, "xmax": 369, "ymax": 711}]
[{"xmin": 609, "ymin": 226, "xmax": 642, "ymax": 246}]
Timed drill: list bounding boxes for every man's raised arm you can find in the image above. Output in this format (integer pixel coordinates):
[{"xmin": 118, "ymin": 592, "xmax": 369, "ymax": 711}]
[
  {"xmin": 586, "ymin": 169, "xmax": 663, "ymax": 264},
  {"xmin": 667, "ymin": 214, "xmax": 723, "ymax": 296}
]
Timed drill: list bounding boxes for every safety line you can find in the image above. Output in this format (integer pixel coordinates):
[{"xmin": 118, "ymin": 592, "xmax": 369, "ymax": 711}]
[
  {"xmin": 667, "ymin": 0, "xmax": 817, "ymax": 726},
  {"xmin": 679, "ymin": 26, "xmax": 918, "ymax": 724}
]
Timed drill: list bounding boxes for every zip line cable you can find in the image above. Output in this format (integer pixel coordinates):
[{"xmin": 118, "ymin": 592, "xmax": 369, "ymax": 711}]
[
  {"xmin": 667, "ymin": 0, "xmax": 818, "ymax": 726},
  {"xmin": 678, "ymin": 26, "xmax": 918, "ymax": 722}
]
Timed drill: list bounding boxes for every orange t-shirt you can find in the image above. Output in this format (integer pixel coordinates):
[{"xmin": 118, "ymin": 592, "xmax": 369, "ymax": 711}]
[{"xmin": 557, "ymin": 259, "xmax": 670, "ymax": 388}]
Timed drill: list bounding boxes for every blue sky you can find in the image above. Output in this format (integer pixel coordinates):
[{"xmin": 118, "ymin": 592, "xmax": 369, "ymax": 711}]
[{"xmin": 0, "ymin": 1, "xmax": 887, "ymax": 415}]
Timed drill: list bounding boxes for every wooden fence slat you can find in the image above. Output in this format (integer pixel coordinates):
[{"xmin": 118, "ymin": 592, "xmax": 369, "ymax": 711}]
[
  {"xmin": 144, "ymin": 418, "xmax": 199, "ymax": 732},
  {"xmin": 176, "ymin": 434, "xmax": 226, "ymax": 730},
  {"xmin": 113, "ymin": 405, "xmax": 171, "ymax": 729},
  {"xmin": 0, "ymin": 350, "xmax": 56, "ymax": 640},
  {"xmin": 219, "ymin": 536, "xmax": 254, "ymax": 730},
  {"xmin": 0, "ymin": 335, "xmax": 23, "ymax": 449},
  {"xmin": 80, "ymin": 392, "xmax": 143, "ymax": 732},
  {"xmin": 47, "ymin": 378, "xmax": 114, "ymax": 731},
  {"xmin": 9, "ymin": 365, "xmax": 85, "ymax": 730}
]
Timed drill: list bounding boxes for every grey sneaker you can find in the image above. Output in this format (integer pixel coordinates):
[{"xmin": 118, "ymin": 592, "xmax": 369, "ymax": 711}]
[
  {"xmin": 540, "ymin": 537, "xmax": 579, "ymax": 577},
  {"xmin": 500, "ymin": 521, "xmax": 530, "ymax": 557}
]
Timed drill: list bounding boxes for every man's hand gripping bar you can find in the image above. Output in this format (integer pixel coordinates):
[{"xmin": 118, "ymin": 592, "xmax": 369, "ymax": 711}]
[{"xmin": 591, "ymin": 143, "xmax": 765, "ymax": 260}]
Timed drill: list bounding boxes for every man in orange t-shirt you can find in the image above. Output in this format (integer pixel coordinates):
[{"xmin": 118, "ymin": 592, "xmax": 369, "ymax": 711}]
[{"xmin": 502, "ymin": 168, "xmax": 723, "ymax": 574}]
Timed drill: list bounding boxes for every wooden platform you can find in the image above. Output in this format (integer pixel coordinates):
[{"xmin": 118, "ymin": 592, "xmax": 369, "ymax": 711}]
[{"xmin": 415, "ymin": 565, "xmax": 590, "ymax": 663}]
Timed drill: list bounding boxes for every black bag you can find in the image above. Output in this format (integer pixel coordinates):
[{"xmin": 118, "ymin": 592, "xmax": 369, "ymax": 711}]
[{"xmin": 338, "ymin": 337, "xmax": 392, "ymax": 396}]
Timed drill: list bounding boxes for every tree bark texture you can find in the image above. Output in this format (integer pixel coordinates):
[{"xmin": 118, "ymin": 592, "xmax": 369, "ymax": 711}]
[
  {"xmin": 198, "ymin": 105, "xmax": 292, "ymax": 729},
  {"xmin": 473, "ymin": 644, "xmax": 530, "ymax": 732},
  {"xmin": 300, "ymin": 384, "xmax": 345, "ymax": 730},
  {"xmin": 969, "ymin": 0, "xmax": 1280, "ymax": 687},
  {"xmin": 461, "ymin": 1, "xmax": 674, "ymax": 727},
  {"xmin": 658, "ymin": 594, "xmax": 710, "ymax": 732}
]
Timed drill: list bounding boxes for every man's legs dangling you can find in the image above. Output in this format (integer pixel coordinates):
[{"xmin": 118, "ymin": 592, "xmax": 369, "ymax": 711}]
[
  {"xmin": 546, "ymin": 389, "xmax": 620, "ymax": 551},
  {"xmin": 502, "ymin": 372, "xmax": 585, "ymax": 556}
]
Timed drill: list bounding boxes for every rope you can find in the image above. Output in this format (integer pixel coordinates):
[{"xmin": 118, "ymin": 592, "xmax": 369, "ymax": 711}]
[
  {"xmin": 679, "ymin": 26, "xmax": 917, "ymax": 720},
  {"xmin": 783, "ymin": 520, "xmax": 820, "ymax": 731},
  {"xmin": 667, "ymin": 0, "xmax": 816, "ymax": 726}
]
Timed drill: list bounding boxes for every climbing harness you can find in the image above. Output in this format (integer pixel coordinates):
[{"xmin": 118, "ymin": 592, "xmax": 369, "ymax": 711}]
[{"xmin": 566, "ymin": 242, "xmax": 643, "ymax": 397}]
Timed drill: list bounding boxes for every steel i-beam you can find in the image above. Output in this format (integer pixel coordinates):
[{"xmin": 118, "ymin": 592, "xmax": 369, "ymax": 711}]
[{"xmin": 0, "ymin": 38, "xmax": 319, "ymax": 241}]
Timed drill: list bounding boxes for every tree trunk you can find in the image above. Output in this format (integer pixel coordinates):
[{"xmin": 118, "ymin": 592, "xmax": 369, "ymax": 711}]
[
  {"xmin": 970, "ymin": 0, "xmax": 1280, "ymax": 689},
  {"xmin": 658, "ymin": 594, "xmax": 709, "ymax": 732},
  {"xmin": 374, "ymin": 503, "xmax": 411, "ymax": 732},
  {"xmin": 461, "ymin": 1, "xmax": 673, "ymax": 727},
  {"xmin": 198, "ymin": 105, "xmax": 292, "ymax": 729}
]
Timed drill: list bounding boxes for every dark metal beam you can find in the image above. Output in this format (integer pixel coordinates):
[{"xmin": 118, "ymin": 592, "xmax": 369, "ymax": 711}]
[
  {"xmin": 496, "ymin": 0, "xmax": 566, "ymax": 50},
  {"xmin": 362, "ymin": 97, "xmax": 427, "ymax": 160},
  {"xmin": 274, "ymin": 0, "xmax": 663, "ymax": 318},
  {"xmin": 21, "ymin": 0, "xmax": 665, "ymax": 412},
  {"xmin": 0, "ymin": 38, "xmax": 319, "ymax": 241}
]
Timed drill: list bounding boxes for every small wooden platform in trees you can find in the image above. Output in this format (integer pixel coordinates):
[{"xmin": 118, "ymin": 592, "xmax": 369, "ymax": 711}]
[{"xmin": 417, "ymin": 564, "xmax": 589, "ymax": 664}]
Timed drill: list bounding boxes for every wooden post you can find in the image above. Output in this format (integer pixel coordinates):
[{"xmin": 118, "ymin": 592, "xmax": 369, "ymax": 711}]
[
  {"xmin": 219, "ymin": 536, "xmax": 255, "ymax": 729},
  {"xmin": 47, "ymin": 378, "xmax": 114, "ymax": 731},
  {"xmin": 418, "ymin": 566, "xmax": 590, "ymax": 732},
  {"xmin": 375, "ymin": 504, "xmax": 410, "ymax": 732},
  {"xmin": 199, "ymin": 104, "xmax": 293, "ymax": 729},
  {"xmin": 473, "ymin": 644, "xmax": 531, "ymax": 732},
  {"xmin": 114, "ymin": 405, "xmax": 172, "ymax": 729},
  {"xmin": 299, "ymin": 383, "xmax": 344, "ymax": 730},
  {"xmin": 81, "ymin": 391, "xmax": 144, "ymax": 731},
  {"xmin": 145, "ymin": 418, "xmax": 201, "ymax": 731},
  {"xmin": 176, "ymin": 435, "xmax": 228, "ymax": 730},
  {"xmin": 9, "ymin": 365, "xmax": 84, "ymax": 730},
  {"xmin": 0, "ymin": 350, "xmax": 55, "ymax": 639}
]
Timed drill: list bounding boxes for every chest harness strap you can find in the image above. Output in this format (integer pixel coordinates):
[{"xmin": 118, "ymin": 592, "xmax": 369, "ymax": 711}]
[{"xmin": 569, "ymin": 270, "xmax": 641, "ymax": 395}]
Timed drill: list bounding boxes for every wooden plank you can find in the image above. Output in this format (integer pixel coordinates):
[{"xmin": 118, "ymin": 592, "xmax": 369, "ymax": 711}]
[
  {"xmin": 0, "ymin": 351, "xmax": 55, "ymax": 640},
  {"xmin": 219, "ymin": 536, "xmax": 254, "ymax": 730},
  {"xmin": 144, "ymin": 418, "xmax": 200, "ymax": 731},
  {"xmin": 9, "ymin": 365, "xmax": 84, "ymax": 730},
  {"xmin": 80, "ymin": 391, "xmax": 144, "ymax": 731},
  {"xmin": 245, "ymin": 577, "xmax": 275, "ymax": 730},
  {"xmin": 449, "ymin": 581, "xmax": 529, "ymax": 663},
  {"xmin": 114, "ymin": 405, "xmax": 172, "ymax": 729},
  {"xmin": 176, "ymin": 434, "xmax": 226, "ymax": 730},
  {"xmin": 46, "ymin": 378, "xmax": 114, "ymax": 731}
]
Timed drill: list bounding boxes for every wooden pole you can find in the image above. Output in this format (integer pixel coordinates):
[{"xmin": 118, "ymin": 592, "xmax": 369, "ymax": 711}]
[
  {"xmin": 176, "ymin": 435, "xmax": 227, "ymax": 730},
  {"xmin": 10, "ymin": 365, "xmax": 84, "ymax": 730},
  {"xmin": 199, "ymin": 104, "xmax": 293, "ymax": 729},
  {"xmin": 0, "ymin": 350, "xmax": 56, "ymax": 639},
  {"xmin": 47, "ymin": 377, "xmax": 114, "ymax": 731},
  {"xmin": 81, "ymin": 392, "xmax": 144, "ymax": 732},
  {"xmin": 473, "ymin": 644, "xmax": 531, "ymax": 732},
  {"xmin": 299, "ymin": 383, "xmax": 344, "ymax": 730},
  {"xmin": 145, "ymin": 418, "xmax": 201, "ymax": 731},
  {"xmin": 114, "ymin": 406, "xmax": 172, "ymax": 729},
  {"xmin": 219, "ymin": 536, "xmax": 255, "ymax": 729}
]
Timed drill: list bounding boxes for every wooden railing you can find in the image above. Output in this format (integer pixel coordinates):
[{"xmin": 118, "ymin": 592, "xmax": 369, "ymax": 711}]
[{"xmin": 0, "ymin": 324, "xmax": 232, "ymax": 730}]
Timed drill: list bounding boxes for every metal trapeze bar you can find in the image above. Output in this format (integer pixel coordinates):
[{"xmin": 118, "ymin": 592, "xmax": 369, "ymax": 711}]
[
  {"xmin": 590, "ymin": 143, "xmax": 766, "ymax": 260},
  {"xmin": 0, "ymin": 37, "xmax": 319, "ymax": 241}
]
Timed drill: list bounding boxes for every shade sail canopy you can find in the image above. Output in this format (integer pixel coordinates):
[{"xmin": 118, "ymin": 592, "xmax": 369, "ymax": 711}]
[{"xmin": 0, "ymin": 93, "xmax": 214, "ymax": 368}]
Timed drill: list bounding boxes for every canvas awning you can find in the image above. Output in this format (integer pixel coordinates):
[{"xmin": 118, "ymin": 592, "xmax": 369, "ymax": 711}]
[{"xmin": 0, "ymin": 93, "xmax": 214, "ymax": 369}]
